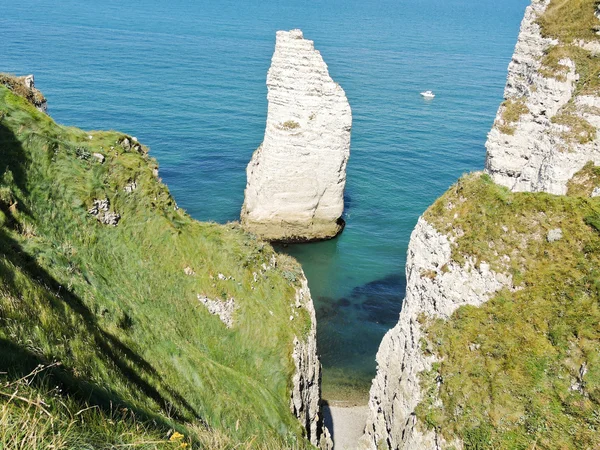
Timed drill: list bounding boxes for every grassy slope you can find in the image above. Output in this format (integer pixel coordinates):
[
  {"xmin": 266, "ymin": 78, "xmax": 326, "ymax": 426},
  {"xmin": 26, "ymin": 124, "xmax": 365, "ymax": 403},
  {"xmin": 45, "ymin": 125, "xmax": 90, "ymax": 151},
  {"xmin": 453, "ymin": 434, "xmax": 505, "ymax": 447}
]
[
  {"xmin": 0, "ymin": 82, "xmax": 313, "ymax": 448},
  {"xmin": 415, "ymin": 173, "xmax": 600, "ymax": 449}
]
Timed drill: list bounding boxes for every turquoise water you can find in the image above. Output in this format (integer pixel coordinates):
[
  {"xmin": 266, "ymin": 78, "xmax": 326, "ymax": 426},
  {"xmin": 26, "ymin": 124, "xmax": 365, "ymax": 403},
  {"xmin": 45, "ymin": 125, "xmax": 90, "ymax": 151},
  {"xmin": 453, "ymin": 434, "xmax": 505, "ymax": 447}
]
[{"xmin": 1, "ymin": 0, "xmax": 529, "ymax": 398}]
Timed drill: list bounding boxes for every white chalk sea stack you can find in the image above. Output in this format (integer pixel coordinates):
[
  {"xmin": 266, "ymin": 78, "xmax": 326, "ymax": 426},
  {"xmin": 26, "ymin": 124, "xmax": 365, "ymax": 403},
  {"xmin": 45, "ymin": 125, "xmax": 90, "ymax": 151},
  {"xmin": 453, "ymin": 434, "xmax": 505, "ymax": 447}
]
[{"xmin": 241, "ymin": 29, "xmax": 352, "ymax": 242}]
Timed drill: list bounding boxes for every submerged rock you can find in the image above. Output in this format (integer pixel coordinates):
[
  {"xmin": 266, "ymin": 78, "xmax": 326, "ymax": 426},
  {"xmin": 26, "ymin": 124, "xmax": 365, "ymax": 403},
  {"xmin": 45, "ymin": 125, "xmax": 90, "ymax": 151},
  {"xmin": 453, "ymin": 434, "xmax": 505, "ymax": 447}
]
[{"xmin": 241, "ymin": 29, "xmax": 352, "ymax": 243}]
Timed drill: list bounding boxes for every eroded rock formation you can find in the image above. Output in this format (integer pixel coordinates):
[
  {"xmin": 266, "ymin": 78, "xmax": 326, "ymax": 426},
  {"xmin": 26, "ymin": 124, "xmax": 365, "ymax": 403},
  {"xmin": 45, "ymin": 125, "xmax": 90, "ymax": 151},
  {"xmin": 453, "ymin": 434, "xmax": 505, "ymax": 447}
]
[
  {"xmin": 241, "ymin": 29, "xmax": 351, "ymax": 242},
  {"xmin": 361, "ymin": 1, "xmax": 600, "ymax": 446},
  {"xmin": 485, "ymin": 0, "xmax": 600, "ymax": 194},
  {"xmin": 291, "ymin": 275, "xmax": 333, "ymax": 449},
  {"xmin": 359, "ymin": 219, "xmax": 512, "ymax": 449}
]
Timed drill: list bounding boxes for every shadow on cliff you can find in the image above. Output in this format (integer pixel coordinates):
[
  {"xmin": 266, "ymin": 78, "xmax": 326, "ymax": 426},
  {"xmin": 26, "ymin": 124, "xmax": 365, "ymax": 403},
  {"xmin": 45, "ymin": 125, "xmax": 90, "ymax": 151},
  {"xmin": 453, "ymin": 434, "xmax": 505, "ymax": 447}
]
[{"xmin": 0, "ymin": 120, "xmax": 206, "ymax": 427}]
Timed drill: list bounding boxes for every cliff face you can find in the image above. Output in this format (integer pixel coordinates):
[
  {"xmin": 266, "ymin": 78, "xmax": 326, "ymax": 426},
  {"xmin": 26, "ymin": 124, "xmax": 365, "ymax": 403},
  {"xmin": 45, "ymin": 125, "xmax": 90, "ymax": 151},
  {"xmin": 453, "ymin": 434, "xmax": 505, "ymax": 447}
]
[
  {"xmin": 0, "ymin": 73, "xmax": 47, "ymax": 112},
  {"xmin": 362, "ymin": 0, "xmax": 600, "ymax": 448},
  {"xmin": 292, "ymin": 276, "xmax": 333, "ymax": 449},
  {"xmin": 241, "ymin": 29, "xmax": 352, "ymax": 243},
  {"xmin": 485, "ymin": 0, "xmax": 600, "ymax": 195},
  {"xmin": 360, "ymin": 218, "xmax": 512, "ymax": 449}
]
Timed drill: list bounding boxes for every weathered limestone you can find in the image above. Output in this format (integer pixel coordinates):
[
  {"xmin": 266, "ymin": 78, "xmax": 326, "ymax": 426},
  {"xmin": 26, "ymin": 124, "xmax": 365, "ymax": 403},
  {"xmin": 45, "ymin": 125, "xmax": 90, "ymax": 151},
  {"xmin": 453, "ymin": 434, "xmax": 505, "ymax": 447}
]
[
  {"xmin": 88, "ymin": 199, "xmax": 120, "ymax": 226},
  {"xmin": 291, "ymin": 274, "xmax": 333, "ymax": 449},
  {"xmin": 196, "ymin": 295, "xmax": 236, "ymax": 328},
  {"xmin": 485, "ymin": 0, "xmax": 600, "ymax": 194},
  {"xmin": 22, "ymin": 74, "xmax": 47, "ymax": 113},
  {"xmin": 0, "ymin": 73, "xmax": 47, "ymax": 113},
  {"xmin": 241, "ymin": 29, "xmax": 352, "ymax": 242},
  {"xmin": 360, "ymin": 219, "xmax": 512, "ymax": 449}
]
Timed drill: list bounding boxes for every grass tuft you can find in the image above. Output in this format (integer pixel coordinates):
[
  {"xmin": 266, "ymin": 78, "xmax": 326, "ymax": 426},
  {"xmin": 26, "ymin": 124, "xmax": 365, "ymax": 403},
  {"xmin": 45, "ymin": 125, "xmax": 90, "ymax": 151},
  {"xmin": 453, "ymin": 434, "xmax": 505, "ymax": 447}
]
[
  {"xmin": 498, "ymin": 98, "xmax": 529, "ymax": 135},
  {"xmin": 567, "ymin": 161, "xmax": 600, "ymax": 196}
]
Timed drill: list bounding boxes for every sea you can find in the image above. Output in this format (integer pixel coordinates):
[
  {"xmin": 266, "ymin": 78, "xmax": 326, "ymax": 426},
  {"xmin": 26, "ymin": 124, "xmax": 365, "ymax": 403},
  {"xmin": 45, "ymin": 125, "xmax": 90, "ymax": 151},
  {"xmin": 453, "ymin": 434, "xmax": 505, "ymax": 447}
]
[{"xmin": 1, "ymin": 0, "xmax": 530, "ymax": 401}]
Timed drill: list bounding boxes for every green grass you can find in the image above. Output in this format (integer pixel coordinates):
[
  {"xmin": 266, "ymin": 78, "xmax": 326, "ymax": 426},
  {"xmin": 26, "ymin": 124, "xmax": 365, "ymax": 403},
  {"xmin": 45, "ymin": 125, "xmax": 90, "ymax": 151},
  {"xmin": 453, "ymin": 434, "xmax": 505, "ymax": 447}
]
[
  {"xmin": 538, "ymin": 0, "xmax": 600, "ymax": 96},
  {"xmin": 0, "ymin": 82, "xmax": 315, "ymax": 448},
  {"xmin": 417, "ymin": 173, "xmax": 600, "ymax": 449},
  {"xmin": 498, "ymin": 99, "xmax": 529, "ymax": 135},
  {"xmin": 567, "ymin": 161, "xmax": 600, "ymax": 196}
]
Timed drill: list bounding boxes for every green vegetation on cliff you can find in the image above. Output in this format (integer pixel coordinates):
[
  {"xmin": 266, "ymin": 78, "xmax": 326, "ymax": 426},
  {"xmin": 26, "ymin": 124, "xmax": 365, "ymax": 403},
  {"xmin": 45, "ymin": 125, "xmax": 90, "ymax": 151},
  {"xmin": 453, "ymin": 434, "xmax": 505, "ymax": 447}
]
[
  {"xmin": 538, "ymin": 0, "xmax": 600, "ymax": 93},
  {"xmin": 417, "ymin": 173, "xmax": 600, "ymax": 449},
  {"xmin": 0, "ymin": 79, "xmax": 313, "ymax": 448}
]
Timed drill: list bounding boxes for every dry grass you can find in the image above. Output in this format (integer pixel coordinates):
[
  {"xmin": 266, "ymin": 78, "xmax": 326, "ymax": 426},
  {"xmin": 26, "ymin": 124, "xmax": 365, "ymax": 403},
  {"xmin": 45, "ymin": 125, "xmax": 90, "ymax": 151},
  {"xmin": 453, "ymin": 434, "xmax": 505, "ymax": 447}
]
[
  {"xmin": 498, "ymin": 98, "xmax": 529, "ymax": 135},
  {"xmin": 418, "ymin": 174, "xmax": 600, "ymax": 449},
  {"xmin": 567, "ymin": 161, "xmax": 600, "ymax": 196},
  {"xmin": 537, "ymin": 0, "xmax": 600, "ymax": 96},
  {"xmin": 552, "ymin": 108, "xmax": 597, "ymax": 143}
]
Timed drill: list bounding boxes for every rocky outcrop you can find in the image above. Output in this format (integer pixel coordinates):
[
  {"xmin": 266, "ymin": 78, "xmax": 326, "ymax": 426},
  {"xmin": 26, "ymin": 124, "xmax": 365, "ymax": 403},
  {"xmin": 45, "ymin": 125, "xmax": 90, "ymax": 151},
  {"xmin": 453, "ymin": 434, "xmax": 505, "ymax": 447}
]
[
  {"xmin": 0, "ymin": 73, "xmax": 47, "ymax": 113},
  {"xmin": 241, "ymin": 29, "xmax": 352, "ymax": 242},
  {"xmin": 363, "ymin": 1, "xmax": 600, "ymax": 448},
  {"xmin": 88, "ymin": 198, "xmax": 120, "ymax": 226},
  {"xmin": 485, "ymin": 0, "xmax": 600, "ymax": 194},
  {"xmin": 360, "ymin": 218, "xmax": 512, "ymax": 450},
  {"xmin": 196, "ymin": 295, "xmax": 236, "ymax": 328},
  {"xmin": 291, "ymin": 275, "xmax": 333, "ymax": 449}
]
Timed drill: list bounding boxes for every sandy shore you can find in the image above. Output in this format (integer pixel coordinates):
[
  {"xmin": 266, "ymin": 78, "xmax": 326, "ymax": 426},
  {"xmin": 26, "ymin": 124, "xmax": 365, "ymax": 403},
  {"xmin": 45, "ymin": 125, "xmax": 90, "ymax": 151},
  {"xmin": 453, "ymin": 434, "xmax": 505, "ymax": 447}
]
[{"xmin": 323, "ymin": 403, "xmax": 369, "ymax": 450}]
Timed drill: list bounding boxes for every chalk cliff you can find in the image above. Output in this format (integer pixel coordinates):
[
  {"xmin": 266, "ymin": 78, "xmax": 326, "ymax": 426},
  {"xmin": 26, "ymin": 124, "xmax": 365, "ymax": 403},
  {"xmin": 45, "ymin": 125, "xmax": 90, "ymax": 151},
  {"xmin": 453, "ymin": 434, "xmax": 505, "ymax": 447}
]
[
  {"xmin": 361, "ymin": 0, "xmax": 600, "ymax": 448},
  {"xmin": 241, "ymin": 29, "xmax": 352, "ymax": 242},
  {"xmin": 292, "ymin": 276, "xmax": 333, "ymax": 449},
  {"xmin": 360, "ymin": 218, "xmax": 512, "ymax": 449},
  {"xmin": 485, "ymin": 0, "xmax": 600, "ymax": 195}
]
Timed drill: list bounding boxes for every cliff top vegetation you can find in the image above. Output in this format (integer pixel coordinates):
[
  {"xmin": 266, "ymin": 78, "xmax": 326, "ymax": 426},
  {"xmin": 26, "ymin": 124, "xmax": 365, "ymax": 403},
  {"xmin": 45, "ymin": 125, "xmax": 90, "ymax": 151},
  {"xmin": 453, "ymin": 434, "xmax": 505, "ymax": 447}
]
[
  {"xmin": 0, "ymin": 78, "xmax": 313, "ymax": 449},
  {"xmin": 418, "ymin": 173, "xmax": 600, "ymax": 449}
]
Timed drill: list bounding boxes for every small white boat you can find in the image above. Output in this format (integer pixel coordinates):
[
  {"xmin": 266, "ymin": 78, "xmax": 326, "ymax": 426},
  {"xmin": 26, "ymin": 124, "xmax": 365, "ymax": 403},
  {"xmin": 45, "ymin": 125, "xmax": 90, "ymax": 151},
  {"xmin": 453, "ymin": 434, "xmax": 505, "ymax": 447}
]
[{"xmin": 420, "ymin": 90, "xmax": 435, "ymax": 99}]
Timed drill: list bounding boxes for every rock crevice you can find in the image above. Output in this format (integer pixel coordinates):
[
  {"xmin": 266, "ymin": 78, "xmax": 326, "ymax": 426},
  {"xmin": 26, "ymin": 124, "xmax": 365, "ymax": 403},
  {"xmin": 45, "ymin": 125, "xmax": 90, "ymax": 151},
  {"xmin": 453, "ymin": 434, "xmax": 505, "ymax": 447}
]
[{"xmin": 291, "ymin": 275, "xmax": 333, "ymax": 449}]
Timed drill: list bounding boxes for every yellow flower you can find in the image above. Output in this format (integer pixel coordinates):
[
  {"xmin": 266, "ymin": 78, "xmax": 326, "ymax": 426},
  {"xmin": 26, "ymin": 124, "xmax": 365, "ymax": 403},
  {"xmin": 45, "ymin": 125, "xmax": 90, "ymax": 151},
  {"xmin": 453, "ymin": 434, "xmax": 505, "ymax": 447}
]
[
  {"xmin": 169, "ymin": 431, "xmax": 184, "ymax": 442},
  {"xmin": 180, "ymin": 444, "xmax": 189, "ymax": 449}
]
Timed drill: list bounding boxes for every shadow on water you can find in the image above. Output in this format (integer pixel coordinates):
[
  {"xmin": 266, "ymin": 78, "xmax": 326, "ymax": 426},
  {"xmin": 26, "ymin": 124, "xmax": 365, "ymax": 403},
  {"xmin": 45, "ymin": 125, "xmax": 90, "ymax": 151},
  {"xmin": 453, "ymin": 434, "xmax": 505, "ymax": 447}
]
[
  {"xmin": 0, "ymin": 120, "xmax": 206, "ymax": 427},
  {"xmin": 343, "ymin": 190, "xmax": 353, "ymax": 216},
  {"xmin": 317, "ymin": 272, "xmax": 405, "ymax": 327},
  {"xmin": 315, "ymin": 271, "xmax": 406, "ymax": 396}
]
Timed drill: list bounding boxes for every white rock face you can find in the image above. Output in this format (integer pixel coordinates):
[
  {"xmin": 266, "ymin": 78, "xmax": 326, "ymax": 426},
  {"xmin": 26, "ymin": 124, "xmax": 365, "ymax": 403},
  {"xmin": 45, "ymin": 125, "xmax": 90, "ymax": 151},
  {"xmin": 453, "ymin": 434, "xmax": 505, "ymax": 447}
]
[
  {"xmin": 241, "ymin": 29, "xmax": 352, "ymax": 242},
  {"xmin": 291, "ymin": 275, "xmax": 333, "ymax": 449},
  {"xmin": 360, "ymin": 218, "xmax": 512, "ymax": 450},
  {"xmin": 485, "ymin": 0, "xmax": 600, "ymax": 194}
]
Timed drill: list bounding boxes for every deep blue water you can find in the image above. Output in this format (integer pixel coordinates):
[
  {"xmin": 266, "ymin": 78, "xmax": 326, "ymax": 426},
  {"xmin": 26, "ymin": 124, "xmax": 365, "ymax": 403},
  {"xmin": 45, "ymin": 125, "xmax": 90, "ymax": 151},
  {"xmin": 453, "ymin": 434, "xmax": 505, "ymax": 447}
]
[{"xmin": 1, "ymin": 0, "xmax": 529, "ymax": 399}]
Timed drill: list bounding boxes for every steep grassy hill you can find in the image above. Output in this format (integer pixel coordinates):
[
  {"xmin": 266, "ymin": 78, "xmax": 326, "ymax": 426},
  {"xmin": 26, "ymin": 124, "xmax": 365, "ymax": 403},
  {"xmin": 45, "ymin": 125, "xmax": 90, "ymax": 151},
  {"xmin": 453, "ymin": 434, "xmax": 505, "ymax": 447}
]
[{"xmin": 0, "ymin": 78, "xmax": 313, "ymax": 449}]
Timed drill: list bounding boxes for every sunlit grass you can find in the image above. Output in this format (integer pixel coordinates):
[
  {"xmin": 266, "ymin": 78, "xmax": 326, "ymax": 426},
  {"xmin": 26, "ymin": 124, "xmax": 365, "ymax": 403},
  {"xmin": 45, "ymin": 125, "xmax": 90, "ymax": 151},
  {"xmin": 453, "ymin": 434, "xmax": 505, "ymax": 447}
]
[
  {"xmin": 417, "ymin": 173, "xmax": 600, "ymax": 449},
  {"xmin": 0, "ymin": 81, "xmax": 314, "ymax": 448}
]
